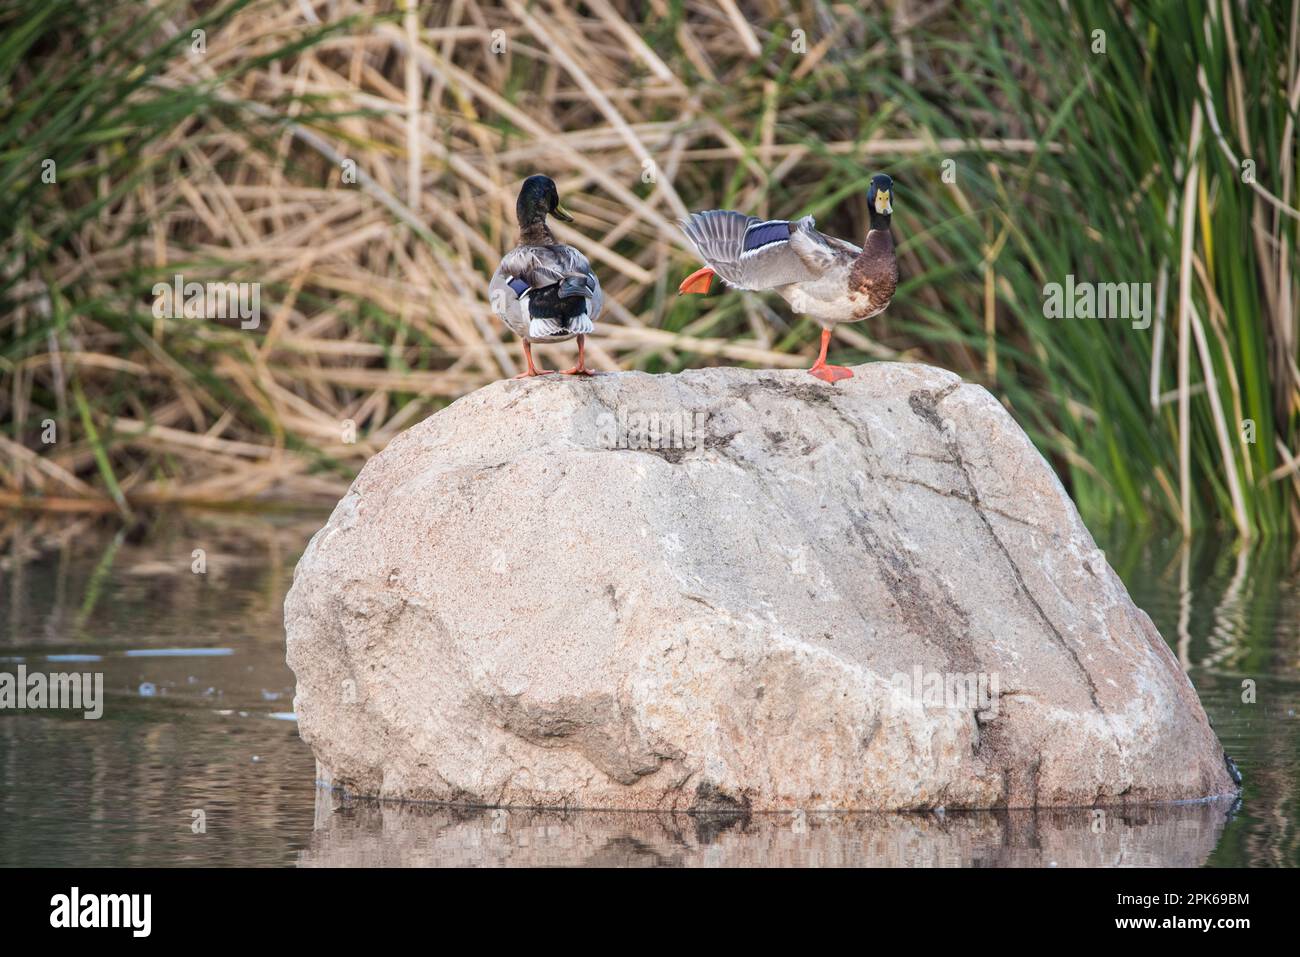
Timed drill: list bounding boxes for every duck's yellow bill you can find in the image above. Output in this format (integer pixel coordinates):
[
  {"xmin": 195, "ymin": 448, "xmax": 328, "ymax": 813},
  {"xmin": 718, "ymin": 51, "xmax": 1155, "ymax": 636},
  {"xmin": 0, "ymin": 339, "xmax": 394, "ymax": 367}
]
[
  {"xmin": 553, "ymin": 203, "xmax": 575, "ymax": 222},
  {"xmin": 874, "ymin": 190, "xmax": 892, "ymax": 215}
]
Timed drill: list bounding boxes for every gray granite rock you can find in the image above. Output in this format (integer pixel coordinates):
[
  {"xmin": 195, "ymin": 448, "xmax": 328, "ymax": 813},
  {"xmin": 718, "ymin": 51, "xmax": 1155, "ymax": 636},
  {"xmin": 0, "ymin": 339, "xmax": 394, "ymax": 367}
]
[{"xmin": 285, "ymin": 363, "xmax": 1236, "ymax": 810}]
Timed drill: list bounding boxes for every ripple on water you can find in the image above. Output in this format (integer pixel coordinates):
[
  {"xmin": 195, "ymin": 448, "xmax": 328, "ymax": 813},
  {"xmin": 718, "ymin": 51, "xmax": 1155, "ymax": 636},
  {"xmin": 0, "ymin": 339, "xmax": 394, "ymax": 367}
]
[{"xmin": 0, "ymin": 513, "xmax": 1295, "ymax": 866}]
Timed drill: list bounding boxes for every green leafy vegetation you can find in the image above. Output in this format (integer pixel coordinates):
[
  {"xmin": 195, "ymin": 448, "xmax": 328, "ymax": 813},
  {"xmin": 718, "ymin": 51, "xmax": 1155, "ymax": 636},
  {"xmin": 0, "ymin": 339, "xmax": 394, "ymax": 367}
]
[{"xmin": 2, "ymin": 0, "xmax": 1296, "ymax": 538}]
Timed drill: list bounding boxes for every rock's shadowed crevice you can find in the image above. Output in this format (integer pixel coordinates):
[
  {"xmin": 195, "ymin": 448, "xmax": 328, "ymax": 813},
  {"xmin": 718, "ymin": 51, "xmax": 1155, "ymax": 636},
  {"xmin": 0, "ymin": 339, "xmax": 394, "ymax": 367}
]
[{"xmin": 908, "ymin": 385, "xmax": 1130, "ymax": 782}]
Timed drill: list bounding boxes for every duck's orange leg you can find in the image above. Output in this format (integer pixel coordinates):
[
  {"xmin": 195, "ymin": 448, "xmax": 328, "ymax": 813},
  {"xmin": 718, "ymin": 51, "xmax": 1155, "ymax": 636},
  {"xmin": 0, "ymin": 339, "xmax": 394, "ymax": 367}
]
[
  {"xmin": 559, "ymin": 334, "xmax": 595, "ymax": 376},
  {"xmin": 808, "ymin": 328, "xmax": 853, "ymax": 383},
  {"xmin": 677, "ymin": 266, "xmax": 715, "ymax": 295},
  {"xmin": 512, "ymin": 340, "xmax": 554, "ymax": 378}
]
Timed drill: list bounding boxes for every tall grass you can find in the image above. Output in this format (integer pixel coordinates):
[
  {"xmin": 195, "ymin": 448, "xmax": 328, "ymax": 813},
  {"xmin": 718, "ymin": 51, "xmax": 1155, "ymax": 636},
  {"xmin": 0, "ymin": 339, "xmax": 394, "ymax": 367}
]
[
  {"xmin": 1, "ymin": 0, "xmax": 1296, "ymax": 539},
  {"xmin": 868, "ymin": 0, "xmax": 1300, "ymax": 539}
]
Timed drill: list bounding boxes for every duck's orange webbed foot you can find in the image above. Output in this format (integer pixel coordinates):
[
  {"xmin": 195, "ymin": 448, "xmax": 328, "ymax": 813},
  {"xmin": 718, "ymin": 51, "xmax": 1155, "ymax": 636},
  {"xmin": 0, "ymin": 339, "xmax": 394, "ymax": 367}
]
[
  {"xmin": 808, "ymin": 363, "xmax": 854, "ymax": 383},
  {"xmin": 677, "ymin": 266, "xmax": 715, "ymax": 295},
  {"xmin": 513, "ymin": 340, "xmax": 554, "ymax": 378},
  {"xmin": 807, "ymin": 328, "xmax": 853, "ymax": 384},
  {"xmin": 559, "ymin": 334, "xmax": 596, "ymax": 376}
]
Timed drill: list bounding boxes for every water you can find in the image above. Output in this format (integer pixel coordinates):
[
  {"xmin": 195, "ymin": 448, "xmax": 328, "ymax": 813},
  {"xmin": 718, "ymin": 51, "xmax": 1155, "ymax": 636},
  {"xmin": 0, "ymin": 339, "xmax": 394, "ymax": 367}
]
[{"xmin": 1, "ymin": 510, "xmax": 1295, "ymax": 867}]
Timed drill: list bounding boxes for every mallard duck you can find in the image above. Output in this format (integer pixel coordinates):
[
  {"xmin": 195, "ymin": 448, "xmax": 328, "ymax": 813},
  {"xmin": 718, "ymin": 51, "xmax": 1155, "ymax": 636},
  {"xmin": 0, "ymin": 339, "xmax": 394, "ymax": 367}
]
[
  {"xmin": 677, "ymin": 173, "xmax": 898, "ymax": 383},
  {"xmin": 489, "ymin": 174, "xmax": 603, "ymax": 377}
]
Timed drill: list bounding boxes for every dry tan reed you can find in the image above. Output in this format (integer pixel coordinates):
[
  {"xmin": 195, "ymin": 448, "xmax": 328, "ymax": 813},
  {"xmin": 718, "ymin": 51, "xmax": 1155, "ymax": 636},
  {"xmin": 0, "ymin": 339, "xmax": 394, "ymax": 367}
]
[
  {"xmin": 5, "ymin": 0, "xmax": 1297, "ymax": 538},
  {"xmin": 7, "ymin": 0, "xmax": 942, "ymax": 509}
]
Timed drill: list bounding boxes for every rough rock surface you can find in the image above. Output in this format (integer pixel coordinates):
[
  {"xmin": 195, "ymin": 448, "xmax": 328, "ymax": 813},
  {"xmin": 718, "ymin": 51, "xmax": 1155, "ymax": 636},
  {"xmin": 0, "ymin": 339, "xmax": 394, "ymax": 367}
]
[{"xmin": 285, "ymin": 363, "xmax": 1236, "ymax": 811}]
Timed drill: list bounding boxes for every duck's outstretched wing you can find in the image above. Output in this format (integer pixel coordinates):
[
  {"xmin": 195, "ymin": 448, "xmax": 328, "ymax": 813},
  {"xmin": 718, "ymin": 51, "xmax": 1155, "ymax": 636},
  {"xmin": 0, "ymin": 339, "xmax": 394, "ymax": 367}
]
[{"xmin": 679, "ymin": 210, "xmax": 830, "ymax": 290}]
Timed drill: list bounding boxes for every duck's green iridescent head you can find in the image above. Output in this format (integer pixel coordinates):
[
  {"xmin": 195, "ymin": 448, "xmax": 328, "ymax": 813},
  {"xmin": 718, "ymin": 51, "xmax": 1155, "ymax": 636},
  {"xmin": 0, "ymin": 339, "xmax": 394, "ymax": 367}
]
[{"xmin": 516, "ymin": 174, "xmax": 574, "ymax": 228}]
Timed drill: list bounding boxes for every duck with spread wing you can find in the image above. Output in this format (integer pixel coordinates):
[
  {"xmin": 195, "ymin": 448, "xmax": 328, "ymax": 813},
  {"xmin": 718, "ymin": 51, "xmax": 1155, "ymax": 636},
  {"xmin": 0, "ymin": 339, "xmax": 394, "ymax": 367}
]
[{"xmin": 677, "ymin": 173, "xmax": 898, "ymax": 383}]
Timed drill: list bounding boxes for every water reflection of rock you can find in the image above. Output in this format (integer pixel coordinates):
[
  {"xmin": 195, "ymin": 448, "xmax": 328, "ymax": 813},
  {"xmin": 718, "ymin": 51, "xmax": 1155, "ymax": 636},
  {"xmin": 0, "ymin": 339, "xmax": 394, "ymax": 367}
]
[{"xmin": 302, "ymin": 789, "xmax": 1234, "ymax": 867}]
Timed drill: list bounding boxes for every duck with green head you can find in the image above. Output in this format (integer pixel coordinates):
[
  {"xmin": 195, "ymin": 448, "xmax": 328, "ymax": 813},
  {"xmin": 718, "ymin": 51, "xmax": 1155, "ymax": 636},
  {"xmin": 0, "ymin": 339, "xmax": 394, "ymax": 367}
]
[
  {"xmin": 488, "ymin": 174, "xmax": 604, "ymax": 377},
  {"xmin": 677, "ymin": 172, "xmax": 899, "ymax": 383}
]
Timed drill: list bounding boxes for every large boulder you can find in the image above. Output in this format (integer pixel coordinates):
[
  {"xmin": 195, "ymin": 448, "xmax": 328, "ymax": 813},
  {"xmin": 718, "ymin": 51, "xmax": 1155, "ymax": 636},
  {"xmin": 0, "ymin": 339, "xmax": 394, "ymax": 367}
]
[{"xmin": 284, "ymin": 363, "xmax": 1236, "ymax": 811}]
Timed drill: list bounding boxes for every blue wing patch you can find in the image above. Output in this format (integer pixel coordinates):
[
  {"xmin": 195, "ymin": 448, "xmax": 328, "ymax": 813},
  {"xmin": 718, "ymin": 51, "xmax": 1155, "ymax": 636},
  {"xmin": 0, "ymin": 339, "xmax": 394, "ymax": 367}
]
[
  {"xmin": 506, "ymin": 276, "xmax": 531, "ymax": 297},
  {"xmin": 743, "ymin": 220, "xmax": 790, "ymax": 252}
]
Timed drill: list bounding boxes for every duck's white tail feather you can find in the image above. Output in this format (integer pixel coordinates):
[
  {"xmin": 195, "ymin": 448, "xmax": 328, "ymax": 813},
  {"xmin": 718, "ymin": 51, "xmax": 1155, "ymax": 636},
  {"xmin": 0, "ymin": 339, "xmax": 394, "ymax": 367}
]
[{"xmin": 529, "ymin": 312, "xmax": 591, "ymax": 338}]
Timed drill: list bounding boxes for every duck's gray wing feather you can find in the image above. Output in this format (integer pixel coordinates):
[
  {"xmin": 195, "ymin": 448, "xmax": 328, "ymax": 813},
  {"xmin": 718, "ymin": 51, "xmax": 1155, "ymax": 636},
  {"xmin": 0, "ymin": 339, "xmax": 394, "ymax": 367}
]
[
  {"xmin": 789, "ymin": 227, "xmax": 860, "ymax": 272},
  {"xmin": 489, "ymin": 243, "xmax": 601, "ymax": 339},
  {"xmin": 488, "ymin": 265, "xmax": 528, "ymax": 337},
  {"xmin": 679, "ymin": 210, "xmax": 823, "ymax": 290},
  {"xmin": 497, "ymin": 244, "xmax": 593, "ymax": 289}
]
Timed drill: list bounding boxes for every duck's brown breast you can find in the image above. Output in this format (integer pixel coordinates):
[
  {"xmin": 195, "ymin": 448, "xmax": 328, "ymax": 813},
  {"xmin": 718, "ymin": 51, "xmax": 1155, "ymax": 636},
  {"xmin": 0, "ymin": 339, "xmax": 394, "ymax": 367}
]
[{"xmin": 848, "ymin": 230, "xmax": 898, "ymax": 318}]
